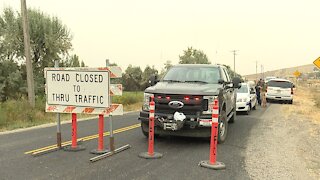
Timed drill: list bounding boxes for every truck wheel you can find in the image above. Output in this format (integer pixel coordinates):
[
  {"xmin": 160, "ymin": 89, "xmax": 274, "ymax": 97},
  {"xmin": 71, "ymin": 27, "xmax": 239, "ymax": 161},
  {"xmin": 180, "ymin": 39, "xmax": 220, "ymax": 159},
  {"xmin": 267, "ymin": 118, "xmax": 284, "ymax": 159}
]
[
  {"xmin": 218, "ymin": 110, "xmax": 228, "ymax": 144},
  {"xmin": 246, "ymin": 105, "xmax": 251, "ymax": 115},
  {"xmin": 229, "ymin": 108, "xmax": 236, "ymax": 123}
]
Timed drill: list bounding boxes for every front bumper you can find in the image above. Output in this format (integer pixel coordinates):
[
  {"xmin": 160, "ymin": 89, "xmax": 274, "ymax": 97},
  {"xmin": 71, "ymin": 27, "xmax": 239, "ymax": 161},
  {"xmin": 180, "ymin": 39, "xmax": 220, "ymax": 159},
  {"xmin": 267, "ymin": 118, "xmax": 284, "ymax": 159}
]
[
  {"xmin": 138, "ymin": 111, "xmax": 213, "ymax": 137},
  {"xmin": 236, "ymin": 102, "xmax": 250, "ymax": 112}
]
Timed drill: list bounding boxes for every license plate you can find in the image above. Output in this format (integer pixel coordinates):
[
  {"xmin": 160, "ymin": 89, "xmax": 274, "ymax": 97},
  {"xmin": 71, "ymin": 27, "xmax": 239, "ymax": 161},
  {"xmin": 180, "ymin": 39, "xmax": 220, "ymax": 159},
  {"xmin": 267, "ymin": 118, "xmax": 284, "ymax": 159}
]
[
  {"xmin": 164, "ymin": 123, "xmax": 178, "ymax": 131},
  {"xmin": 199, "ymin": 120, "xmax": 211, "ymax": 127}
]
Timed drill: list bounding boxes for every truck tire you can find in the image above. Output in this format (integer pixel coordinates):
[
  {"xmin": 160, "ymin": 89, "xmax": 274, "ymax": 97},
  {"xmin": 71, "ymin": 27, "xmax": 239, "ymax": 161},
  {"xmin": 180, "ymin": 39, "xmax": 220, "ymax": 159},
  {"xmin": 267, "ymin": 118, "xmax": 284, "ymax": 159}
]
[
  {"xmin": 218, "ymin": 110, "xmax": 228, "ymax": 144},
  {"xmin": 245, "ymin": 105, "xmax": 251, "ymax": 115},
  {"xmin": 229, "ymin": 108, "xmax": 237, "ymax": 123},
  {"xmin": 229, "ymin": 104, "xmax": 236, "ymax": 123}
]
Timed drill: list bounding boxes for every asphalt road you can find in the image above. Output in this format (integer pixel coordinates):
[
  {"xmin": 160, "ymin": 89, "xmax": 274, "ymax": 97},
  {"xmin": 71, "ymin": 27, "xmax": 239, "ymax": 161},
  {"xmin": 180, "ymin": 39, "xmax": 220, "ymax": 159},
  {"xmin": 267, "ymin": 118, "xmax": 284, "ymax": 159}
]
[{"xmin": 0, "ymin": 107, "xmax": 268, "ymax": 180}]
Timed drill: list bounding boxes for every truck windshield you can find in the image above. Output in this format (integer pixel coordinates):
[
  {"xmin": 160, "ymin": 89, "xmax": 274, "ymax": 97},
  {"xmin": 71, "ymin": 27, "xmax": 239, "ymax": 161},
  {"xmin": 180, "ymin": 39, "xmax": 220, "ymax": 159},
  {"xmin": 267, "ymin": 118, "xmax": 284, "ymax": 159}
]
[
  {"xmin": 162, "ymin": 66, "xmax": 220, "ymax": 84},
  {"xmin": 237, "ymin": 85, "xmax": 248, "ymax": 93}
]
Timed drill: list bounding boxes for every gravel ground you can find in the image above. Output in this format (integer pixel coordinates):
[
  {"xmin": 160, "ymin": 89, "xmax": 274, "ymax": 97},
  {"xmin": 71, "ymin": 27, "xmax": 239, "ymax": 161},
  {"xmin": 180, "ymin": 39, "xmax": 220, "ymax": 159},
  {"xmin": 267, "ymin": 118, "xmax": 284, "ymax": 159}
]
[{"xmin": 245, "ymin": 104, "xmax": 320, "ymax": 180}]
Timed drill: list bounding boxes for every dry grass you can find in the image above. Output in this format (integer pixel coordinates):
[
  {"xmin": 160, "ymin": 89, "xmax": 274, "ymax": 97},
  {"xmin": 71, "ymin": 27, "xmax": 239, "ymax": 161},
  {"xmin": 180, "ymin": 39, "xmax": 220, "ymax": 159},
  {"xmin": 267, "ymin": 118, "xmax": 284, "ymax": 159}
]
[
  {"xmin": 0, "ymin": 92, "xmax": 144, "ymax": 132},
  {"xmin": 281, "ymin": 80, "xmax": 320, "ymax": 125},
  {"xmin": 123, "ymin": 102, "xmax": 143, "ymax": 112}
]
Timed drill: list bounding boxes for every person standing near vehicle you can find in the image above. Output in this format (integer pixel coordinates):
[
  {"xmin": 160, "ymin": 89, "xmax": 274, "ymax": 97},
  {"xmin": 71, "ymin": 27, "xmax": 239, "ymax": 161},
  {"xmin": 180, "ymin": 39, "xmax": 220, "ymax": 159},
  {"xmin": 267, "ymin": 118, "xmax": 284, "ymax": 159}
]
[
  {"xmin": 255, "ymin": 79, "xmax": 261, "ymax": 106},
  {"xmin": 260, "ymin": 80, "xmax": 267, "ymax": 107}
]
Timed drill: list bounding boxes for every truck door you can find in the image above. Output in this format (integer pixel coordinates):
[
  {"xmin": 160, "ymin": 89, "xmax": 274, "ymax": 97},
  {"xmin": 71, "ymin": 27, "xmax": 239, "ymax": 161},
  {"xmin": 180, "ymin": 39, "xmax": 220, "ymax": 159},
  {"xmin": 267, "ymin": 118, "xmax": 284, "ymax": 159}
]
[{"xmin": 221, "ymin": 68, "xmax": 233, "ymax": 114}]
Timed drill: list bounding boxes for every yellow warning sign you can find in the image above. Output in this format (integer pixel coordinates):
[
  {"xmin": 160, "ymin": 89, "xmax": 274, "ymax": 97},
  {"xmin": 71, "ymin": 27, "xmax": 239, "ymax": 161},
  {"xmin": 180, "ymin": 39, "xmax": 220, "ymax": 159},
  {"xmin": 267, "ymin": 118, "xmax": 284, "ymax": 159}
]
[
  {"xmin": 293, "ymin": 70, "xmax": 301, "ymax": 77},
  {"xmin": 314, "ymin": 57, "xmax": 320, "ymax": 69}
]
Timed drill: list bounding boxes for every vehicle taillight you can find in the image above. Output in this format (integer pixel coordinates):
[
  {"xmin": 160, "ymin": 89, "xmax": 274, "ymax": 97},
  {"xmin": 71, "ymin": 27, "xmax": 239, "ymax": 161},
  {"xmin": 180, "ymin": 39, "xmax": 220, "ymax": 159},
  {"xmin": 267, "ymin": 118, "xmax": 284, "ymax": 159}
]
[
  {"xmin": 157, "ymin": 95, "xmax": 162, "ymax": 99},
  {"xmin": 194, "ymin": 96, "xmax": 200, "ymax": 101},
  {"xmin": 166, "ymin": 96, "xmax": 171, "ymax": 100},
  {"xmin": 184, "ymin": 96, "xmax": 190, "ymax": 101},
  {"xmin": 291, "ymin": 88, "xmax": 293, "ymax": 95}
]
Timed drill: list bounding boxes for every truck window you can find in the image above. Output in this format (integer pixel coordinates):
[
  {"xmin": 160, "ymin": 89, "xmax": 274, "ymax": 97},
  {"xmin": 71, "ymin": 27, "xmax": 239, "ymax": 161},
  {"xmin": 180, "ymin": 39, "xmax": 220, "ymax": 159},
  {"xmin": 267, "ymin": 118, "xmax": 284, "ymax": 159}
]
[
  {"xmin": 162, "ymin": 66, "xmax": 220, "ymax": 84},
  {"xmin": 220, "ymin": 68, "xmax": 228, "ymax": 82},
  {"xmin": 222, "ymin": 68, "xmax": 231, "ymax": 82}
]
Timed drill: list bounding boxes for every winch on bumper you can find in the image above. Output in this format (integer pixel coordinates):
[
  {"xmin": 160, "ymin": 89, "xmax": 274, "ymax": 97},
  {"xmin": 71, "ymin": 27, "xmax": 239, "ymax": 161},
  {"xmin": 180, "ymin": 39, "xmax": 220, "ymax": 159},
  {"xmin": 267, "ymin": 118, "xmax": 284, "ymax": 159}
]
[{"xmin": 138, "ymin": 111, "xmax": 213, "ymax": 137}]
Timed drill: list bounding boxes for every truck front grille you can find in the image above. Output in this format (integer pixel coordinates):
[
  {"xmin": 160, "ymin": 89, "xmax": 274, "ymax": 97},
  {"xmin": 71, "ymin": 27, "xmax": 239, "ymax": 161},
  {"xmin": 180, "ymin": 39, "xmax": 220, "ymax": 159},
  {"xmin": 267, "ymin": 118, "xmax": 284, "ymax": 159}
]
[{"xmin": 154, "ymin": 94, "xmax": 207, "ymax": 115}]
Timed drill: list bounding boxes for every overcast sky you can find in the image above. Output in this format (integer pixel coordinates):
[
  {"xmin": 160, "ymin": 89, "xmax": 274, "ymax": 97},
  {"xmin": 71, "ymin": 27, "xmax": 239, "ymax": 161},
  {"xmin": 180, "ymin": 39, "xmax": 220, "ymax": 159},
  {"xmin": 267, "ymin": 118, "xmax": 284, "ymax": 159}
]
[{"xmin": 1, "ymin": 0, "xmax": 319, "ymax": 75}]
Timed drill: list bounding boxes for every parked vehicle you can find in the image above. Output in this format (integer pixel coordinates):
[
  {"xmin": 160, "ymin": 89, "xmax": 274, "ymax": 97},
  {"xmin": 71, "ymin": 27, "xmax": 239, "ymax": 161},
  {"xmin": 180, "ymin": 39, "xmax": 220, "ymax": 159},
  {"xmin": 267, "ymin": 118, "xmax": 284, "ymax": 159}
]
[
  {"xmin": 266, "ymin": 78, "xmax": 294, "ymax": 104},
  {"xmin": 138, "ymin": 64, "xmax": 241, "ymax": 143},
  {"xmin": 264, "ymin": 76, "xmax": 277, "ymax": 83},
  {"xmin": 236, "ymin": 83, "xmax": 257, "ymax": 115}
]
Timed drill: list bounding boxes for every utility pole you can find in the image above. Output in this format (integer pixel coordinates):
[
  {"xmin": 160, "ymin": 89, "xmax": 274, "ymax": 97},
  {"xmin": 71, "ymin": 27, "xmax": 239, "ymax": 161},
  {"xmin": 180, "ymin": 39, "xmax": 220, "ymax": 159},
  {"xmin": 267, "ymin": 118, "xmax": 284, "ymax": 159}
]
[
  {"xmin": 21, "ymin": 0, "xmax": 35, "ymax": 108},
  {"xmin": 261, "ymin": 64, "xmax": 264, "ymax": 80},
  {"xmin": 231, "ymin": 50, "xmax": 238, "ymax": 77},
  {"xmin": 256, "ymin": 61, "xmax": 258, "ymax": 80}
]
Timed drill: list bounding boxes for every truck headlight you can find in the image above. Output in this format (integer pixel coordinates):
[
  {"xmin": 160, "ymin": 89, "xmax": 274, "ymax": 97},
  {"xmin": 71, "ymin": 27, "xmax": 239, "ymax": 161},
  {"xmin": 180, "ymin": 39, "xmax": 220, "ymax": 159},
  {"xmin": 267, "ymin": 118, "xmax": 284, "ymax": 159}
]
[
  {"xmin": 237, "ymin": 97, "xmax": 248, "ymax": 102},
  {"xmin": 203, "ymin": 96, "xmax": 218, "ymax": 114},
  {"xmin": 142, "ymin": 93, "xmax": 153, "ymax": 111}
]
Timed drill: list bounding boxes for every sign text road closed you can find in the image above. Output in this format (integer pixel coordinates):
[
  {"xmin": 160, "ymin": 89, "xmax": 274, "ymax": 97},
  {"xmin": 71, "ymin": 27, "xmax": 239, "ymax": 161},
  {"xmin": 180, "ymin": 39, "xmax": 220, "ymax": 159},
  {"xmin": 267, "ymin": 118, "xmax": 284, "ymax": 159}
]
[{"xmin": 45, "ymin": 69, "xmax": 109, "ymax": 108}]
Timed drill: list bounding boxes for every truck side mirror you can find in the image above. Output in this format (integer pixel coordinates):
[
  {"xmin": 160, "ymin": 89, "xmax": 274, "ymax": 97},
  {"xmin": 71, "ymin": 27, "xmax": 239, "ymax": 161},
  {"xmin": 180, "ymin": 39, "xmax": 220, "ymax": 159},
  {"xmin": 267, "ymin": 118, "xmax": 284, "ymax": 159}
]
[
  {"xmin": 148, "ymin": 74, "xmax": 159, "ymax": 86},
  {"xmin": 232, "ymin": 77, "xmax": 241, "ymax": 89}
]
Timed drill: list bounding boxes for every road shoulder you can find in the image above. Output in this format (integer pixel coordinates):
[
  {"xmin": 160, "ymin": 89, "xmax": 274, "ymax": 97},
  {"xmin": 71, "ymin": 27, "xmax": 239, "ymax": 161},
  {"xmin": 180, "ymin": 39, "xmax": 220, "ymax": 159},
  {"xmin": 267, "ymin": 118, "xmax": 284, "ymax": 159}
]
[{"xmin": 244, "ymin": 104, "xmax": 319, "ymax": 180}]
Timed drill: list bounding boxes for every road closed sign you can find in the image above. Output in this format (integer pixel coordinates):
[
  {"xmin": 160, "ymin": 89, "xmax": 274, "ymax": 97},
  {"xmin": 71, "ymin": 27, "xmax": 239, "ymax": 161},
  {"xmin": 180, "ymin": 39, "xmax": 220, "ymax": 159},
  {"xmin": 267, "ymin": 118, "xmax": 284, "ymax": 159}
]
[{"xmin": 45, "ymin": 68, "xmax": 110, "ymax": 113}]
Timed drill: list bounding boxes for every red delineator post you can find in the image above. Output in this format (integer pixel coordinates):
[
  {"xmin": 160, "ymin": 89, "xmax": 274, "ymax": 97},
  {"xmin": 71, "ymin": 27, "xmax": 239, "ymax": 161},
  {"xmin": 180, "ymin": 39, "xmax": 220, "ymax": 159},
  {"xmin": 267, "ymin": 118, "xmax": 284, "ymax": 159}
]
[
  {"xmin": 199, "ymin": 98, "xmax": 225, "ymax": 169},
  {"xmin": 139, "ymin": 95, "xmax": 162, "ymax": 159},
  {"xmin": 210, "ymin": 99, "xmax": 219, "ymax": 164},
  {"xmin": 71, "ymin": 113, "xmax": 77, "ymax": 148},
  {"xmin": 98, "ymin": 114, "xmax": 104, "ymax": 151},
  {"xmin": 148, "ymin": 96, "xmax": 155, "ymax": 155},
  {"xmin": 90, "ymin": 114, "xmax": 109, "ymax": 154},
  {"xmin": 63, "ymin": 113, "xmax": 85, "ymax": 152}
]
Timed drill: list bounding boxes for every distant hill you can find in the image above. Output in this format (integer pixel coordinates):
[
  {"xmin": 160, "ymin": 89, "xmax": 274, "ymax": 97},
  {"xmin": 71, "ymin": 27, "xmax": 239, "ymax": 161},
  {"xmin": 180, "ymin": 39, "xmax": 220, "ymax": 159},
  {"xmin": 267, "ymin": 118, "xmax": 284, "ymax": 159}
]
[{"xmin": 243, "ymin": 64, "xmax": 317, "ymax": 81}]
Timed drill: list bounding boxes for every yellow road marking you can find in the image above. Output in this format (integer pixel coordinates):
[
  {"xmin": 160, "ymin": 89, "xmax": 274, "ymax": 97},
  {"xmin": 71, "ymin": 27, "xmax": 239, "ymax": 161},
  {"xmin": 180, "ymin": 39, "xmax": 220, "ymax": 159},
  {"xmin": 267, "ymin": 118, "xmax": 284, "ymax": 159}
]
[{"xmin": 25, "ymin": 123, "xmax": 141, "ymax": 155}]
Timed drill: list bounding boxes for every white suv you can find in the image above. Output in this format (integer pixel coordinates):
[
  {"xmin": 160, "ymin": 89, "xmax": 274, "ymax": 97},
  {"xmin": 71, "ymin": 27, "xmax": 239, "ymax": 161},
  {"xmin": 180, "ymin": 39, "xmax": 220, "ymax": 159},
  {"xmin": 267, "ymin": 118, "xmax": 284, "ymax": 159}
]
[{"xmin": 266, "ymin": 78, "xmax": 294, "ymax": 104}]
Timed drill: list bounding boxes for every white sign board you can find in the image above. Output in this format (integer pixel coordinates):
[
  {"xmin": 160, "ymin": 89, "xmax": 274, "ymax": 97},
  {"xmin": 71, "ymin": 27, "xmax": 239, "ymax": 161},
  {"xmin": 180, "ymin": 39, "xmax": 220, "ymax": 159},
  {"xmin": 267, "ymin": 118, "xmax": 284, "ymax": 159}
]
[{"xmin": 45, "ymin": 69, "xmax": 110, "ymax": 110}]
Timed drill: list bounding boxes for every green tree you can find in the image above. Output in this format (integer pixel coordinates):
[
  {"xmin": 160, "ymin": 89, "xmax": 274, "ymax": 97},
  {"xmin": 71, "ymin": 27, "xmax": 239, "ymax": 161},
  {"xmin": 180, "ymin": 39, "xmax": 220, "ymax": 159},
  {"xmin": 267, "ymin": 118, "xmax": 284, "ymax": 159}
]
[
  {"xmin": 80, "ymin": 60, "xmax": 85, "ymax": 67},
  {"xmin": 0, "ymin": 60, "xmax": 25, "ymax": 101},
  {"xmin": 65, "ymin": 54, "xmax": 80, "ymax": 67},
  {"xmin": 141, "ymin": 65, "xmax": 158, "ymax": 89},
  {"xmin": 0, "ymin": 7, "xmax": 73, "ymax": 96},
  {"xmin": 122, "ymin": 65, "xmax": 142, "ymax": 91},
  {"xmin": 224, "ymin": 64, "xmax": 242, "ymax": 80},
  {"xmin": 179, "ymin": 47, "xmax": 210, "ymax": 64},
  {"xmin": 0, "ymin": 8, "xmax": 21, "ymax": 61},
  {"xmin": 159, "ymin": 60, "xmax": 172, "ymax": 78}
]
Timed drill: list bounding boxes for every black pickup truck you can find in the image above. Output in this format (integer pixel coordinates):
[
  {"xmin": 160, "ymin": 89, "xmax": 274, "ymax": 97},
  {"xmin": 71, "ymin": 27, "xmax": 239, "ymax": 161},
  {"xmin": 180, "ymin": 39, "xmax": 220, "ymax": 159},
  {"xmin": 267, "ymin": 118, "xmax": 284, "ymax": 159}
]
[{"xmin": 138, "ymin": 64, "xmax": 241, "ymax": 143}]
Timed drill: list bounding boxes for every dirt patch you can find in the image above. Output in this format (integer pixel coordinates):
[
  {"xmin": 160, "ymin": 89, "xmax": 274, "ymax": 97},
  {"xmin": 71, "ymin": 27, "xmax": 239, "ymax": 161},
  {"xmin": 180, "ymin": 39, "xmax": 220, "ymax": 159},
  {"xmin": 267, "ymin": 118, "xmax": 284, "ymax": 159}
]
[
  {"xmin": 281, "ymin": 84, "xmax": 320, "ymax": 125},
  {"xmin": 245, "ymin": 104, "xmax": 318, "ymax": 179}
]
